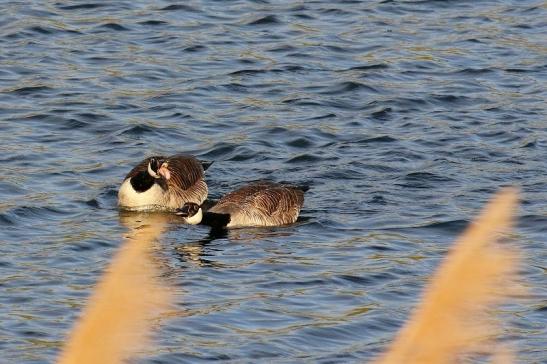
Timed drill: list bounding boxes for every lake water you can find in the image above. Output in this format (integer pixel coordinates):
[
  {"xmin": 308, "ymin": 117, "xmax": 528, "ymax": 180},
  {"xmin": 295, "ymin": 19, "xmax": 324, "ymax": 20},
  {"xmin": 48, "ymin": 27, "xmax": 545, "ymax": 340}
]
[{"xmin": 1, "ymin": 1, "xmax": 546, "ymax": 363}]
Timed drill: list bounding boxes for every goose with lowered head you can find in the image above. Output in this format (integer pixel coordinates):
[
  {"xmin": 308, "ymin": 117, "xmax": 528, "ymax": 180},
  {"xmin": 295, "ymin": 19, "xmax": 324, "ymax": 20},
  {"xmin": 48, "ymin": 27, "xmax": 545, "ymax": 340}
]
[
  {"xmin": 176, "ymin": 181, "xmax": 306, "ymax": 228},
  {"xmin": 118, "ymin": 154, "xmax": 212, "ymax": 211}
]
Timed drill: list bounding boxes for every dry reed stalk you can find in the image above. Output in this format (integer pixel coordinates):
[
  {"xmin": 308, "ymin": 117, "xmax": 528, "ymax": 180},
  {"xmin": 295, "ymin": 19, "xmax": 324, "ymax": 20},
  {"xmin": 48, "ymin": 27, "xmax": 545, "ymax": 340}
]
[
  {"xmin": 375, "ymin": 189, "xmax": 520, "ymax": 364},
  {"xmin": 57, "ymin": 215, "xmax": 171, "ymax": 364}
]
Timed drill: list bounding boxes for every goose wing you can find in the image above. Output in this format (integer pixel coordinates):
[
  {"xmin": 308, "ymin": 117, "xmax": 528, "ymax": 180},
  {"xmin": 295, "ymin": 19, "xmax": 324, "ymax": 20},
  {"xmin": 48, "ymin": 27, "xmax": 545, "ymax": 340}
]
[
  {"xmin": 165, "ymin": 155, "xmax": 206, "ymax": 190},
  {"xmin": 214, "ymin": 181, "xmax": 304, "ymax": 224},
  {"xmin": 251, "ymin": 183, "xmax": 304, "ymax": 216}
]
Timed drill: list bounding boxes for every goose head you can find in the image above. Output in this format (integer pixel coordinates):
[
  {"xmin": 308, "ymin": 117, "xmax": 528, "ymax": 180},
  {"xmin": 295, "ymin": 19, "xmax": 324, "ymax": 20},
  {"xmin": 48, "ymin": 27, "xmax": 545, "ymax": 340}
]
[
  {"xmin": 147, "ymin": 158, "xmax": 171, "ymax": 180},
  {"xmin": 175, "ymin": 202, "xmax": 203, "ymax": 225}
]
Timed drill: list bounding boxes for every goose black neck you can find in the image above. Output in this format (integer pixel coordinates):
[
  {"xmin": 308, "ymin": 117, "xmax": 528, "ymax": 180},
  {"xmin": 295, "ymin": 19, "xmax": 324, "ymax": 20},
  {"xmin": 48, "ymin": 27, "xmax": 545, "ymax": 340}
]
[
  {"xmin": 202, "ymin": 211, "xmax": 231, "ymax": 229},
  {"xmin": 130, "ymin": 170, "xmax": 155, "ymax": 192}
]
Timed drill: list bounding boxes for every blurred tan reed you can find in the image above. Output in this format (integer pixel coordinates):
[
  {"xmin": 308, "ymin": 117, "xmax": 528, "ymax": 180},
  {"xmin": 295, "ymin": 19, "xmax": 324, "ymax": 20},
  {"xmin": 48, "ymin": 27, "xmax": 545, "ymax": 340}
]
[
  {"xmin": 375, "ymin": 188, "xmax": 521, "ymax": 364},
  {"xmin": 56, "ymin": 190, "xmax": 522, "ymax": 363},
  {"xmin": 57, "ymin": 214, "xmax": 171, "ymax": 364}
]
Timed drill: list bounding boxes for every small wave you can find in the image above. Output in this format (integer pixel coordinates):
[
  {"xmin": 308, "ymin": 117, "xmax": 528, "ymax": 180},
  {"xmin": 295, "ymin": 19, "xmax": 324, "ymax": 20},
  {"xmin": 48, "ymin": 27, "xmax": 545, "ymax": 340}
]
[
  {"xmin": 520, "ymin": 140, "xmax": 536, "ymax": 148},
  {"xmin": 346, "ymin": 63, "xmax": 389, "ymax": 71},
  {"xmin": 285, "ymin": 137, "xmax": 314, "ymax": 149},
  {"xmin": 281, "ymin": 98, "xmax": 322, "ymax": 107},
  {"xmin": 121, "ymin": 124, "xmax": 159, "ymax": 136},
  {"xmin": 505, "ymin": 68, "xmax": 533, "ymax": 73},
  {"xmin": 245, "ymin": 15, "xmax": 281, "ymax": 26},
  {"xmin": 61, "ymin": 118, "xmax": 89, "ymax": 129},
  {"xmin": 396, "ymin": 172, "xmax": 454, "ymax": 189},
  {"xmin": 201, "ymin": 144, "xmax": 236, "ymax": 159},
  {"xmin": 183, "ymin": 44, "xmax": 207, "ymax": 52},
  {"xmin": 29, "ymin": 26, "xmax": 53, "ymax": 35},
  {"xmin": 95, "ymin": 23, "xmax": 130, "ymax": 32},
  {"xmin": 404, "ymin": 172, "xmax": 453, "ymax": 182},
  {"xmin": 318, "ymin": 168, "xmax": 363, "ymax": 180},
  {"xmin": 519, "ymin": 215, "xmax": 547, "ymax": 233},
  {"xmin": 420, "ymin": 219, "xmax": 469, "ymax": 233},
  {"xmin": 319, "ymin": 81, "xmax": 378, "ymax": 95},
  {"xmin": 83, "ymin": 188, "xmax": 118, "ymax": 210},
  {"xmin": 20, "ymin": 113, "xmax": 51, "ymax": 121},
  {"xmin": 85, "ymin": 199, "xmax": 100, "ymax": 208},
  {"xmin": 464, "ymin": 38, "xmax": 484, "ymax": 44},
  {"xmin": 222, "ymin": 82, "xmax": 247, "ymax": 92},
  {"xmin": 257, "ymin": 278, "xmax": 325, "ymax": 289},
  {"xmin": 371, "ymin": 107, "xmax": 392, "ymax": 119},
  {"xmin": 7, "ymin": 205, "xmax": 72, "ymax": 222},
  {"xmin": 84, "ymin": 56, "xmax": 115, "ymax": 63},
  {"xmin": 28, "ymin": 26, "xmax": 80, "ymax": 35},
  {"xmin": 0, "ymin": 182, "xmax": 26, "ymax": 196},
  {"xmin": 432, "ymin": 94, "xmax": 476, "ymax": 104},
  {"xmin": 159, "ymin": 4, "xmax": 197, "ymax": 12},
  {"xmin": 293, "ymin": 12, "xmax": 314, "ymax": 20},
  {"xmin": 265, "ymin": 126, "xmax": 289, "ymax": 135},
  {"xmin": 368, "ymin": 195, "xmax": 387, "ymax": 204},
  {"xmin": 58, "ymin": 3, "xmax": 106, "ymax": 10},
  {"xmin": 0, "ymin": 213, "xmax": 15, "ymax": 226},
  {"xmin": 226, "ymin": 147, "xmax": 256, "ymax": 162},
  {"xmin": 355, "ymin": 135, "xmax": 397, "ymax": 144},
  {"xmin": 68, "ymin": 239, "xmax": 115, "ymax": 252},
  {"xmin": 275, "ymin": 64, "xmax": 309, "ymax": 72},
  {"xmin": 8, "ymin": 85, "xmax": 52, "ymax": 95},
  {"xmin": 229, "ymin": 69, "xmax": 263, "ymax": 76},
  {"xmin": 338, "ymin": 271, "xmax": 395, "ymax": 286},
  {"xmin": 139, "ymin": 20, "xmax": 168, "ymax": 26},
  {"xmin": 305, "ymin": 113, "xmax": 336, "ymax": 121},
  {"xmin": 456, "ymin": 68, "xmax": 493, "ymax": 75},
  {"xmin": 286, "ymin": 154, "xmax": 324, "ymax": 164},
  {"xmin": 77, "ymin": 112, "xmax": 108, "ymax": 121},
  {"xmin": 320, "ymin": 8, "xmax": 357, "ymax": 16},
  {"xmin": 322, "ymin": 45, "xmax": 349, "ymax": 53},
  {"xmin": 267, "ymin": 44, "xmax": 297, "ymax": 53}
]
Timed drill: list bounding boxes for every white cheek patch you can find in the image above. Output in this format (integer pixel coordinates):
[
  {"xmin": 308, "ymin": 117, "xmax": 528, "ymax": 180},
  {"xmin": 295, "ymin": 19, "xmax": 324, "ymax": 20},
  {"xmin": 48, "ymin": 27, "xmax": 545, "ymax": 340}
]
[
  {"xmin": 185, "ymin": 208, "xmax": 203, "ymax": 225},
  {"xmin": 148, "ymin": 163, "xmax": 160, "ymax": 179}
]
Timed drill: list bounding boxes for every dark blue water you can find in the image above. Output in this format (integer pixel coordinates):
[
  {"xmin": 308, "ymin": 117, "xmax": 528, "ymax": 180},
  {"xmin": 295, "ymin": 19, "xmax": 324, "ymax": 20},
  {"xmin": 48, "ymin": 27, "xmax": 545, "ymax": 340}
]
[{"xmin": 1, "ymin": 1, "xmax": 546, "ymax": 362}]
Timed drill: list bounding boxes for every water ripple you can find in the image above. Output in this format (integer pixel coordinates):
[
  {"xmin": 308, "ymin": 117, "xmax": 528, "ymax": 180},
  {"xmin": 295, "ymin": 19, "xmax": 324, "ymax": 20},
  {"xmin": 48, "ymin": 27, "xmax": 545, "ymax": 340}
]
[{"xmin": 0, "ymin": 0, "xmax": 545, "ymax": 363}]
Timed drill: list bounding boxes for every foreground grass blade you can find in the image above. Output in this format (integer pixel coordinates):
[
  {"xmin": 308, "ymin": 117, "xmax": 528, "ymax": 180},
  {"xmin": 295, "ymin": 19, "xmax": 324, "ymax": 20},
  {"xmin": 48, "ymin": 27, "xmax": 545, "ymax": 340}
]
[
  {"xmin": 375, "ymin": 189, "xmax": 520, "ymax": 364},
  {"xmin": 58, "ymin": 216, "xmax": 171, "ymax": 364}
]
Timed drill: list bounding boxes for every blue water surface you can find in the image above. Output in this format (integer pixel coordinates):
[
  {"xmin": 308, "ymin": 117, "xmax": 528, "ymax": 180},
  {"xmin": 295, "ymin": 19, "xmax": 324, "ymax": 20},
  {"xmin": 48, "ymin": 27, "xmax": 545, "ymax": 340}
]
[{"xmin": 0, "ymin": 1, "xmax": 546, "ymax": 363}]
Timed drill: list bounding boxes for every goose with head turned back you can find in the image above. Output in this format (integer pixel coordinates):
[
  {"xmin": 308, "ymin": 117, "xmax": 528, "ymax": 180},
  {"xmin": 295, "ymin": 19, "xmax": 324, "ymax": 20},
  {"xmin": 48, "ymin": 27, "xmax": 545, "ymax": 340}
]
[
  {"xmin": 118, "ymin": 154, "xmax": 212, "ymax": 211},
  {"xmin": 176, "ymin": 181, "xmax": 306, "ymax": 228}
]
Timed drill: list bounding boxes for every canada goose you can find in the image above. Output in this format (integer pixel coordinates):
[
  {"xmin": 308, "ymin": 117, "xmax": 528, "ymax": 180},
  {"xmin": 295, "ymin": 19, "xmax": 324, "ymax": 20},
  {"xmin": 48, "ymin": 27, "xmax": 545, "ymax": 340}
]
[
  {"xmin": 118, "ymin": 154, "xmax": 212, "ymax": 211},
  {"xmin": 176, "ymin": 181, "xmax": 306, "ymax": 228}
]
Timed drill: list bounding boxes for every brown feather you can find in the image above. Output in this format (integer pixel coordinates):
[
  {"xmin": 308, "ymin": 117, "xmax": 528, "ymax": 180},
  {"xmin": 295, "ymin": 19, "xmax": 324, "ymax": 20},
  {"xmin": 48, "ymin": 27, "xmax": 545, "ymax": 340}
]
[
  {"xmin": 165, "ymin": 155, "xmax": 205, "ymax": 190},
  {"xmin": 119, "ymin": 154, "xmax": 208, "ymax": 211},
  {"xmin": 210, "ymin": 181, "xmax": 305, "ymax": 227}
]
